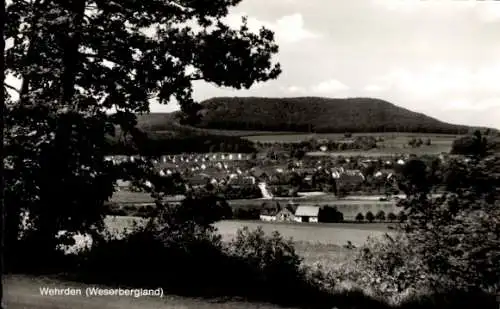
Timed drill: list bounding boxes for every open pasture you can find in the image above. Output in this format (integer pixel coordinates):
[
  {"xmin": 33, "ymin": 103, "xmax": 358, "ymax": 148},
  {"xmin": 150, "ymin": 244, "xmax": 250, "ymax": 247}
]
[
  {"xmin": 243, "ymin": 132, "xmax": 460, "ymax": 143},
  {"xmin": 214, "ymin": 220, "xmax": 391, "ymax": 246},
  {"xmin": 244, "ymin": 132, "xmax": 457, "ymax": 155},
  {"xmin": 103, "ymin": 216, "xmax": 391, "ymax": 247},
  {"xmin": 98, "ymin": 216, "xmax": 389, "ymax": 271},
  {"xmin": 307, "ymin": 145, "xmax": 451, "ymax": 157}
]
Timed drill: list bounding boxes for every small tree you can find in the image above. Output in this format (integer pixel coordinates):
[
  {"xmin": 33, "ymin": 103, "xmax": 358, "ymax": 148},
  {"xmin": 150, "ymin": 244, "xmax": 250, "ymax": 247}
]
[
  {"xmin": 425, "ymin": 138, "xmax": 432, "ymax": 146},
  {"xmin": 355, "ymin": 213, "xmax": 364, "ymax": 223},
  {"xmin": 375, "ymin": 210, "xmax": 386, "ymax": 222},
  {"xmin": 387, "ymin": 212, "xmax": 397, "ymax": 222},
  {"xmin": 365, "ymin": 211, "xmax": 375, "ymax": 223}
]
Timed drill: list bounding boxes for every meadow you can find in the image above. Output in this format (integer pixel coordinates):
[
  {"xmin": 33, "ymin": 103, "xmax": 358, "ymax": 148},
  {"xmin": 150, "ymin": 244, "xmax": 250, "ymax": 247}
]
[
  {"xmin": 102, "ymin": 216, "xmax": 391, "ymax": 246},
  {"xmin": 244, "ymin": 132, "xmax": 457, "ymax": 155},
  {"xmin": 100, "ymin": 216, "xmax": 390, "ymax": 272},
  {"xmin": 243, "ymin": 132, "xmax": 460, "ymax": 143}
]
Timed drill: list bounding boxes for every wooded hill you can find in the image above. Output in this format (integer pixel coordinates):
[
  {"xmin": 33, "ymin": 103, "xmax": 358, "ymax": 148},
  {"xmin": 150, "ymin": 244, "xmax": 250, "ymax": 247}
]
[{"xmin": 138, "ymin": 97, "xmax": 478, "ymax": 135}]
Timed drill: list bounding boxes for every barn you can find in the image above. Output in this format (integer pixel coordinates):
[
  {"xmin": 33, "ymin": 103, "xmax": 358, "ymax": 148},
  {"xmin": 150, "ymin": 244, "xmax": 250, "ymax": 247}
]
[{"xmin": 294, "ymin": 206, "xmax": 320, "ymax": 223}]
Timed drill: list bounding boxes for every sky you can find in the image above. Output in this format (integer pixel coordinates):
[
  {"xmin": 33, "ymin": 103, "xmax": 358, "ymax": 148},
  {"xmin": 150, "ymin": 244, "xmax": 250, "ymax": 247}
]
[
  {"xmin": 154, "ymin": 0, "xmax": 500, "ymax": 129},
  {"xmin": 6, "ymin": 0, "xmax": 500, "ymax": 129}
]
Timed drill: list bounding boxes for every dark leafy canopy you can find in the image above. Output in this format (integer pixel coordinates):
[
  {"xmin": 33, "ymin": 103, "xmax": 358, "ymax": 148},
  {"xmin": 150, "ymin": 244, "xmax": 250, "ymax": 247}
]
[
  {"xmin": 450, "ymin": 130, "xmax": 500, "ymax": 158},
  {"xmin": 6, "ymin": 0, "xmax": 280, "ymax": 113},
  {"xmin": 397, "ymin": 155, "xmax": 500, "ymax": 292},
  {"xmin": 4, "ymin": 0, "xmax": 280, "ymax": 253}
]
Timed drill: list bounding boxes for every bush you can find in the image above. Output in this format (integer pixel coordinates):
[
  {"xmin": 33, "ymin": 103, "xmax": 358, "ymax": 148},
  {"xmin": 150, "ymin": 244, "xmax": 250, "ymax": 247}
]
[
  {"xmin": 336, "ymin": 233, "xmax": 430, "ymax": 303},
  {"xmin": 387, "ymin": 212, "xmax": 397, "ymax": 222},
  {"xmin": 318, "ymin": 206, "xmax": 344, "ymax": 223},
  {"xmin": 75, "ymin": 214, "xmax": 337, "ymax": 307},
  {"xmin": 375, "ymin": 210, "xmax": 386, "ymax": 222},
  {"xmin": 355, "ymin": 213, "xmax": 365, "ymax": 222},
  {"xmin": 366, "ymin": 211, "xmax": 375, "ymax": 223}
]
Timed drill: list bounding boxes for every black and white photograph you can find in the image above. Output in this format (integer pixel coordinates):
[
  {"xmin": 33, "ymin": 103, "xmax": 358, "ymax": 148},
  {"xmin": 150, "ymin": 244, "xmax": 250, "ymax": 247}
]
[{"xmin": 1, "ymin": 0, "xmax": 499, "ymax": 308}]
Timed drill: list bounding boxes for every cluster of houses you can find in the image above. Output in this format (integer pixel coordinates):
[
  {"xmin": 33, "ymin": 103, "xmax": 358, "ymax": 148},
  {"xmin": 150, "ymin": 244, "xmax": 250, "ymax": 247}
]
[
  {"xmin": 104, "ymin": 153, "xmax": 253, "ymax": 165},
  {"xmin": 110, "ymin": 152, "xmax": 453, "ymax": 199}
]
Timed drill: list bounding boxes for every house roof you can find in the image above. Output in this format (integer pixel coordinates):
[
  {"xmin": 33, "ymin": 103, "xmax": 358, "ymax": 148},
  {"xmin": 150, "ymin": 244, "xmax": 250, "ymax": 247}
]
[{"xmin": 295, "ymin": 206, "xmax": 320, "ymax": 217}]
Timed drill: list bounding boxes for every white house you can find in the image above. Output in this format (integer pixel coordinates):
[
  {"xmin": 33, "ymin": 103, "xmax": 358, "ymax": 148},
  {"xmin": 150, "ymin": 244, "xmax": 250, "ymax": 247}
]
[
  {"xmin": 294, "ymin": 206, "xmax": 320, "ymax": 223},
  {"xmin": 260, "ymin": 208, "xmax": 295, "ymax": 222}
]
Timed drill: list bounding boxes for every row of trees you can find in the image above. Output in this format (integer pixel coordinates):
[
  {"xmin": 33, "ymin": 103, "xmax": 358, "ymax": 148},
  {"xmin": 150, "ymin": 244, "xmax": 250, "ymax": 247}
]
[{"xmin": 354, "ymin": 211, "xmax": 406, "ymax": 223}]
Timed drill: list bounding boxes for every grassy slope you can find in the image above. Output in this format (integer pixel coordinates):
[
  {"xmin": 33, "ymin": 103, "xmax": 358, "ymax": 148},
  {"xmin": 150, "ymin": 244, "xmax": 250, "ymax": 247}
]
[{"xmin": 137, "ymin": 97, "xmax": 484, "ymax": 135}]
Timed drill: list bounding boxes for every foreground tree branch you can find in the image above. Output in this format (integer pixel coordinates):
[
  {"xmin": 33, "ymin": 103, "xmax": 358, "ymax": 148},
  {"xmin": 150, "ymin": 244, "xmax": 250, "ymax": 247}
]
[{"xmin": 3, "ymin": 83, "xmax": 19, "ymax": 93}]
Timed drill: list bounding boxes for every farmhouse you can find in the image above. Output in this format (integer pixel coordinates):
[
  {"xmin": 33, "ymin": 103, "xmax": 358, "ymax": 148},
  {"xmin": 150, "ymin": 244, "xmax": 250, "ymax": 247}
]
[
  {"xmin": 294, "ymin": 206, "xmax": 320, "ymax": 223},
  {"xmin": 259, "ymin": 207, "xmax": 296, "ymax": 222}
]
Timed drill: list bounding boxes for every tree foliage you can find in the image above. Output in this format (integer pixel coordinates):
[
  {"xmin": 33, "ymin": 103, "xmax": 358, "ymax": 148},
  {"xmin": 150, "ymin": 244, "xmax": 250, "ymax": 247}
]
[
  {"xmin": 4, "ymin": 0, "xmax": 280, "ymax": 256},
  {"xmin": 450, "ymin": 130, "xmax": 499, "ymax": 158},
  {"xmin": 396, "ymin": 154, "xmax": 500, "ymax": 293}
]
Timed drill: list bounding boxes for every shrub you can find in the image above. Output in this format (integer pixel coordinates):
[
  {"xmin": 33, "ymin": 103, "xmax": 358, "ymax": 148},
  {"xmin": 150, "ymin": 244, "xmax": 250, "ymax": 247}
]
[
  {"xmin": 366, "ymin": 211, "xmax": 375, "ymax": 223},
  {"xmin": 387, "ymin": 212, "xmax": 397, "ymax": 222},
  {"xmin": 318, "ymin": 206, "xmax": 344, "ymax": 223},
  {"xmin": 375, "ymin": 210, "xmax": 386, "ymax": 222},
  {"xmin": 355, "ymin": 213, "xmax": 365, "ymax": 222},
  {"xmin": 336, "ymin": 233, "xmax": 431, "ymax": 304}
]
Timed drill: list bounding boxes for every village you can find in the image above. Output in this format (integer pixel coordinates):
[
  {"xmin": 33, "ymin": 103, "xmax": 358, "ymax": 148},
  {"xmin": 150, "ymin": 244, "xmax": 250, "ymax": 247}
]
[{"xmin": 105, "ymin": 148, "xmax": 450, "ymax": 224}]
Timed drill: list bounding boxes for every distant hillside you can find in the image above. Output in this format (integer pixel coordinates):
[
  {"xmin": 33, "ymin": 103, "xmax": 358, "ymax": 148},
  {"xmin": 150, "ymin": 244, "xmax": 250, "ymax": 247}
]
[
  {"xmin": 192, "ymin": 97, "xmax": 474, "ymax": 134},
  {"xmin": 136, "ymin": 97, "xmax": 480, "ymax": 135}
]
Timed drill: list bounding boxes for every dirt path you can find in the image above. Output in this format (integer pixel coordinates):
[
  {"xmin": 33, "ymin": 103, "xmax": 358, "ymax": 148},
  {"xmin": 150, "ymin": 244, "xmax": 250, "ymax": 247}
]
[{"xmin": 4, "ymin": 275, "xmax": 292, "ymax": 309}]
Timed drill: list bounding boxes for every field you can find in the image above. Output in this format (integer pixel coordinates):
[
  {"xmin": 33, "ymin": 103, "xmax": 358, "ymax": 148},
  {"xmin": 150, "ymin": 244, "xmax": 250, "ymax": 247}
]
[
  {"xmin": 103, "ymin": 216, "xmax": 390, "ymax": 245},
  {"xmin": 244, "ymin": 132, "xmax": 458, "ymax": 155},
  {"xmin": 243, "ymin": 132, "xmax": 460, "ymax": 143},
  {"xmin": 100, "ymin": 216, "xmax": 391, "ymax": 273}
]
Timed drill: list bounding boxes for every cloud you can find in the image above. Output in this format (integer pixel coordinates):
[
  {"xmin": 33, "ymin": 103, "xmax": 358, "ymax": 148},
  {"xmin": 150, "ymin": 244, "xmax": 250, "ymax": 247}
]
[
  {"xmin": 283, "ymin": 79, "xmax": 350, "ymax": 95},
  {"xmin": 311, "ymin": 79, "xmax": 350, "ymax": 94},
  {"xmin": 368, "ymin": 64, "xmax": 500, "ymax": 99},
  {"xmin": 225, "ymin": 12, "xmax": 320, "ymax": 44},
  {"xmin": 285, "ymin": 86, "xmax": 307, "ymax": 94}
]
